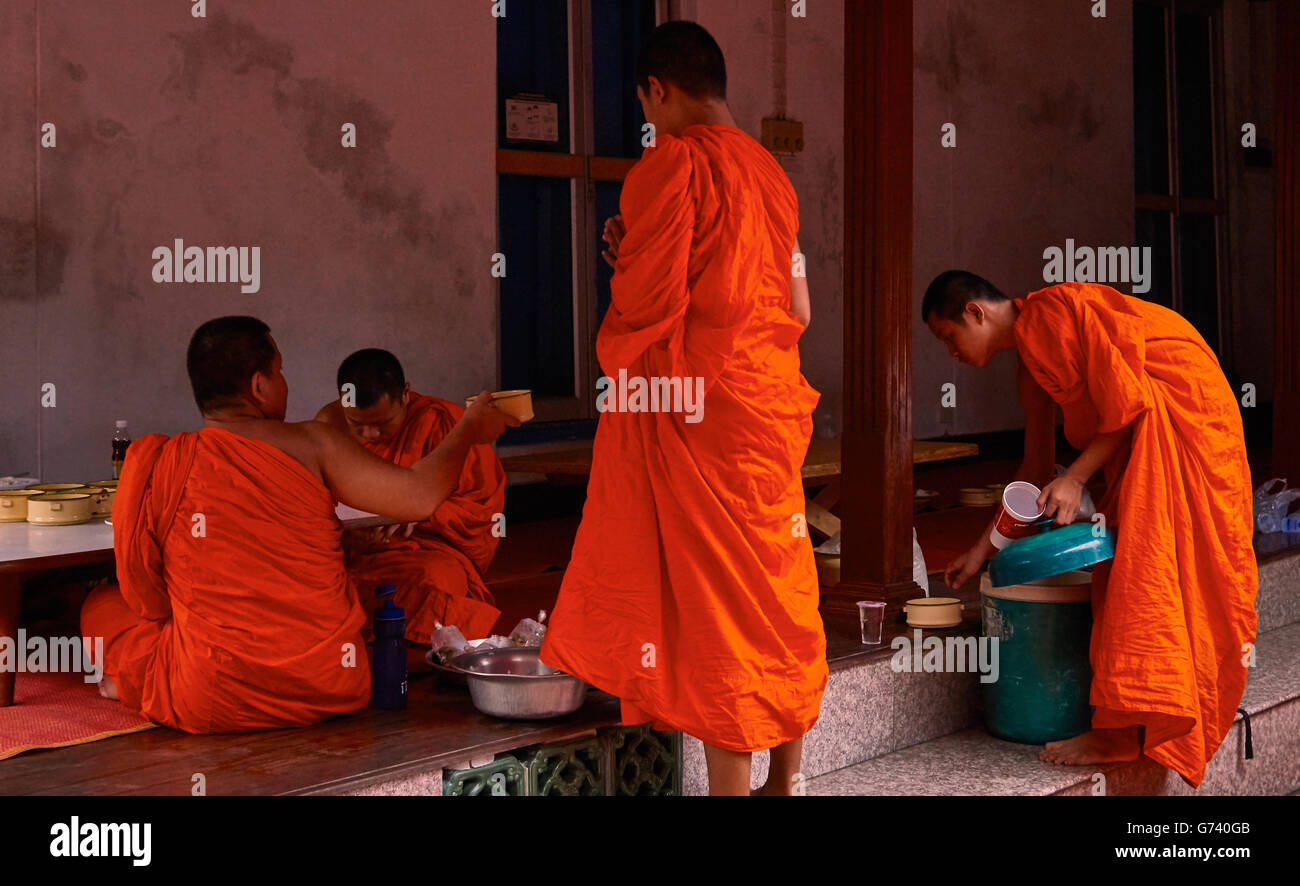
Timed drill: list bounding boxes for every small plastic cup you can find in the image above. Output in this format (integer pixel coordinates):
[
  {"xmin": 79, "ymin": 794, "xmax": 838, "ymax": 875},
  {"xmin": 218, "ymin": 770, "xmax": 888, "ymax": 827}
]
[{"xmin": 857, "ymin": 600, "xmax": 886, "ymax": 645}]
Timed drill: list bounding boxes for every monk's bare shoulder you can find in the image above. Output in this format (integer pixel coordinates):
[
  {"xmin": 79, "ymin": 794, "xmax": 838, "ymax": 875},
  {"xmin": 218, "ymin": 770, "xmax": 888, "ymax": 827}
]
[{"xmin": 313, "ymin": 400, "xmax": 346, "ymax": 429}]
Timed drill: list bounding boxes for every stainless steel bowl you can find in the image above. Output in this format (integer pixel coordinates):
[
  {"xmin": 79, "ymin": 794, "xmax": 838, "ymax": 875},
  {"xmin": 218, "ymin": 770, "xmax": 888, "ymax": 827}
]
[{"xmin": 456, "ymin": 647, "xmax": 587, "ymax": 720}]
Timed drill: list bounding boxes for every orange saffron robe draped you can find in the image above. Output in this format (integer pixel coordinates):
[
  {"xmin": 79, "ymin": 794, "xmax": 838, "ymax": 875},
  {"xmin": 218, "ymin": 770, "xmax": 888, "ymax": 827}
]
[
  {"xmin": 80, "ymin": 427, "xmax": 370, "ymax": 733},
  {"xmin": 344, "ymin": 392, "xmax": 505, "ymax": 642},
  {"xmin": 540, "ymin": 124, "xmax": 827, "ymax": 752},
  {"xmin": 1015, "ymin": 283, "xmax": 1258, "ymax": 787}
]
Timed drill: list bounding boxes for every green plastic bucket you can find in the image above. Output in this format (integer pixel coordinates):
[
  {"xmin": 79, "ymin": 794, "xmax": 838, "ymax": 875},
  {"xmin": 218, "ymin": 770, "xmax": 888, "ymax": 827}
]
[{"xmin": 980, "ymin": 571, "xmax": 1093, "ymax": 744}]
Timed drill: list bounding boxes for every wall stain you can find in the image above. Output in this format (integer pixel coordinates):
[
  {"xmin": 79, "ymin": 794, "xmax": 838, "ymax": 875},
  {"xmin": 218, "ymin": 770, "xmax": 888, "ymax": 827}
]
[
  {"xmin": 1017, "ymin": 80, "xmax": 1103, "ymax": 142},
  {"xmin": 161, "ymin": 12, "xmax": 484, "ymax": 281},
  {"xmin": 916, "ymin": 4, "xmax": 996, "ymax": 94},
  {"xmin": 65, "ymin": 61, "xmax": 86, "ymax": 82},
  {"xmin": 0, "ymin": 217, "xmax": 36, "ymax": 301}
]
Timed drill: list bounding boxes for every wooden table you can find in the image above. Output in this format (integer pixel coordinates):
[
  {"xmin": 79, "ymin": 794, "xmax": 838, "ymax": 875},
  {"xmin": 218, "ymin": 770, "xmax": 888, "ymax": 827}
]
[
  {"xmin": 500, "ymin": 437, "xmax": 979, "ymax": 540},
  {"xmin": 0, "ymin": 508, "xmax": 399, "ymax": 707}
]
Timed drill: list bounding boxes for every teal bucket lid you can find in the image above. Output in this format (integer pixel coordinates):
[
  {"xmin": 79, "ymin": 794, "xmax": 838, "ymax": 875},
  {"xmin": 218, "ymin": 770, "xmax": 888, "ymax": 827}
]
[{"xmin": 988, "ymin": 522, "xmax": 1116, "ymax": 588}]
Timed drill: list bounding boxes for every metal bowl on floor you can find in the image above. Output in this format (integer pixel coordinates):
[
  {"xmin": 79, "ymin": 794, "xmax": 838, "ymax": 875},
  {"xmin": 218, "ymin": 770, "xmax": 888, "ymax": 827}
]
[{"xmin": 455, "ymin": 647, "xmax": 587, "ymax": 720}]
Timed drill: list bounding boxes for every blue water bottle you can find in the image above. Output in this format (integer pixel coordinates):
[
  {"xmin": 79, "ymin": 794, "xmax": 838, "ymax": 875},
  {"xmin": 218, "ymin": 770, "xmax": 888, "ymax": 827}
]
[{"xmin": 372, "ymin": 584, "xmax": 407, "ymax": 710}]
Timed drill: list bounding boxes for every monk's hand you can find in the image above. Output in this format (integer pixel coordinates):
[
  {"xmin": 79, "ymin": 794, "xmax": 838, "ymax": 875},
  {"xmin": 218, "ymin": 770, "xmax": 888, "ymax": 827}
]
[
  {"xmin": 601, "ymin": 215, "xmax": 625, "ymax": 269},
  {"xmin": 1038, "ymin": 475, "xmax": 1085, "ymax": 526},
  {"xmin": 383, "ymin": 522, "xmax": 417, "ymax": 540},
  {"xmin": 463, "ymin": 390, "xmax": 519, "ymax": 443},
  {"xmin": 943, "ymin": 538, "xmax": 993, "ymax": 590}
]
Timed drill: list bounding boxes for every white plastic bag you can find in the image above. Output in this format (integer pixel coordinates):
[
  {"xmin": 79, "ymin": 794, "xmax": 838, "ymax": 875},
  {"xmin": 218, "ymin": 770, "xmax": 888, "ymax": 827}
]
[{"xmin": 913, "ymin": 527, "xmax": 930, "ymax": 596}]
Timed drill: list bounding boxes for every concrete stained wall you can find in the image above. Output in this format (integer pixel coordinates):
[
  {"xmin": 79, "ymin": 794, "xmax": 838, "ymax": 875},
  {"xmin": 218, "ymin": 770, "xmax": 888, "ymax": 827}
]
[
  {"xmin": 700, "ymin": 0, "xmax": 1138, "ymax": 439},
  {"xmin": 693, "ymin": 0, "xmax": 845, "ymax": 437},
  {"xmin": 0, "ymin": 1, "xmax": 496, "ymax": 481},
  {"xmin": 0, "ymin": 1, "xmax": 1274, "ymax": 479},
  {"xmin": 911, "ymin": 0, "xmax": 1136, "ymax": 438}
]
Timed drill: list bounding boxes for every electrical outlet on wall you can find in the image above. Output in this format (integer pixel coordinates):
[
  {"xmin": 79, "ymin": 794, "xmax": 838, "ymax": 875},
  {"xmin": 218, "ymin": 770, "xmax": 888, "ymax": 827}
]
[{"xmin": 762, "ymin": 118, "xmax": 804, "ymax": 154}]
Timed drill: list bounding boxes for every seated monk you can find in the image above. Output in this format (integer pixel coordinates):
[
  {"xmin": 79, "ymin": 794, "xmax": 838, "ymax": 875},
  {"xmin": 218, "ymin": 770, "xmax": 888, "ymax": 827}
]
[
  {"xmin": 314, "ymin": 349, "xmax": 505, "ymax": 643},
  {"xmin": 81, "ymin": 316, "xmax": 514, "ymax": 733},
  {"xmin": 924, "ymin": 273, "xmax": 1257, "ymax": 788}
]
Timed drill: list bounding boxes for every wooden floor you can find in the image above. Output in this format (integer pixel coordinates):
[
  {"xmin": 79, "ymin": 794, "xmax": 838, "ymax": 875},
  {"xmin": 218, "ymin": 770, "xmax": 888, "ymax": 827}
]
[{"xmin": 0, "ymin": 506, "xmax": 991, "ymax": 795}]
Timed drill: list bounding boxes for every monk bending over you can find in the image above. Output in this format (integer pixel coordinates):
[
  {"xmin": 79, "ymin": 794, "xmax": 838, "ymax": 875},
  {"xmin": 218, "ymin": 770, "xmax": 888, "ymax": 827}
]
[
  {"xmin": 541, "ymin": 22, "xmax": 824, "ymax": 796},
  {"xmin": 82, "ymin": 316, "xmax": 513, "ymax": 733},
  {"xmin": 315, "ymin": 349, "xmax": 506, "ymax": 643},
  {"xmin": 925, "ymin": 273, "xmax": 1257, "ymax": 788}
]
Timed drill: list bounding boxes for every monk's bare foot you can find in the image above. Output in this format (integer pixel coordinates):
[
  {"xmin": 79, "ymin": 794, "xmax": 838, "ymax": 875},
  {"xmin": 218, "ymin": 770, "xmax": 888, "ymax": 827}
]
[
  {"xmin": 750, "ymin": 775, "xmax": 802, "ymax": 796},
  {"xmin": 96, "ymin": 676, "xmax": 119, "ymax": 701},
  {"xmin": 1040, "ymin": 726, "xmax": 1140, "ymax": 765}
]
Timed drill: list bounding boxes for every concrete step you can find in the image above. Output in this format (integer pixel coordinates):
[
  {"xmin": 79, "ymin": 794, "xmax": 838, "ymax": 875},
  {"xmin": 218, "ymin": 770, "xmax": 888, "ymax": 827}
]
[
  {"xmin": 682, "ymin": 639, "xmax": 985, "ymax": 794},
  {"xmin": 681, "ymin": 546, "xmax": 1300, "ymax": 796},
  {"xmin": 1256, "ymin": 547, "xmax": 1300, "ymax": 632},
  {"xmin": 806, "ymin": 619, "xmax": 1300, "ymax": 796}
]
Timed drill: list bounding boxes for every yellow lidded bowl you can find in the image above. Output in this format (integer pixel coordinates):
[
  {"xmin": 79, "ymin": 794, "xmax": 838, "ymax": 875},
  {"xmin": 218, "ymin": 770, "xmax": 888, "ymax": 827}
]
[
  {"xmin": 0, "ymin": 489, "xmax": 42, "ymax": 522},
  {"xmin": 80, "ymin": 485, "xmax": 115, "ymax": 517},
  {"xmin": 27, "ymin": 492, "xmax": 95, "ymax": 525},
  {"xmin": 904, "ymin": 596, "xmax": 964, "ymax": 629},
  {"xmin": 26, "ymin": 483, "xmax": 90, "ymax": 493}
]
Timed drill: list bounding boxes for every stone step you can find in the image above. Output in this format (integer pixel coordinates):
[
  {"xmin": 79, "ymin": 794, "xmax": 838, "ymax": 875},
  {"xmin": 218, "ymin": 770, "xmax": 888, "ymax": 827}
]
[
  {"xmin": 806, "ymin": 619, "xmax": 1300, "ymax": 796},
  {"xmin": 682, "ymin": 639, "xmax": 986, "ymax": 794},
  {"xmin": 1256, "ymin": 548, "xmax": 1300, "ymax": 632}
]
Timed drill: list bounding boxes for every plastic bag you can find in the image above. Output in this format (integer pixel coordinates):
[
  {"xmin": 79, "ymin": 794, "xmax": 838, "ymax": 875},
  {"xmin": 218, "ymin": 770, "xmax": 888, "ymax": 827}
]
[
  {"xmin": 909, "ymin": 524, "xmax": 930, "ymax": 592},
  {"xmin": 1253, "ymin": 478, "xmax": 1300, "ymax": 534}
]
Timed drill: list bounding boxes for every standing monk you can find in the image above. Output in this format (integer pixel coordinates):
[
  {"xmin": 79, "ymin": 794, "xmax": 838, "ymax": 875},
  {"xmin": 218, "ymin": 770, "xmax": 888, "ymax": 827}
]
[
  {"xmin": 540, "ymin": 22, "xmax": 825, "ymax": 796},
  {"xmin": 81, "ymin": 317, "xmax": 513, "ymax": 733},
  {"xmin": 924, "ymin": 273, "xmax": 1257, "ymax": 787},
  {"xmin": 315, "ymin": 349, "xmax": 506, "ymax": 642}
]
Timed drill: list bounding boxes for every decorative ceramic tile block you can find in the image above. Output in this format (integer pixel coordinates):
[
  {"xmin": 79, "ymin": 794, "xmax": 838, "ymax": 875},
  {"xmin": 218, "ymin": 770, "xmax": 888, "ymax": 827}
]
[
  {"xmin": 443, "ymin": 755, "xmax": 527, "ymax": 796},
  {"xmin": 605, "ymin": 725, "xmax": 680, "ymax": 796},
  {"xmin": 523, "ymin": 736, "xmax": 608, "ymax": 796}
]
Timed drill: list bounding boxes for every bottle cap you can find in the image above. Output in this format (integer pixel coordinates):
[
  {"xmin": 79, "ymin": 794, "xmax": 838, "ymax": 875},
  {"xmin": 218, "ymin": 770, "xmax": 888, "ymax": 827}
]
[
  {"xmin": 115, "ymin": 420, "xmax": 128, "ymax": 428},
  {"xmin": 376, "ymin": 584, "xmax": 396, "ymax": 599}
]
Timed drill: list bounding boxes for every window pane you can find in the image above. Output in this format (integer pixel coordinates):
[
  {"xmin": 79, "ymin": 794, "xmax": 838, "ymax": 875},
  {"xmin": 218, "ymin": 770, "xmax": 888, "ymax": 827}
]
[
  {"xmin": 1178, "ymin": 213, "xmax": 1220, "ymax": 351},
  {"xmin": 1135, "ymin": 209, "xmax": 1174, "ymax": 308},
  {"xmin": 594, "ymin": 180, "xmax": 623, "ymax": 325},
  {"xmin": 592, "ymin": 0, "xmax": 657, "ymax": 158},
  {"xmin": 1175, "ymin": 11, "xmax": 1216, "ymax": 199},
  {"xmin": 498, "ymin": 1, "xmax": 570, "ymax": 153},
  {"xmin": 499, "ymin": 175, "xmax": 575, "ymax": 396},
  {"xmin": 1133, "ymin": 2, "xmax": 1170, "ymax": 195}
]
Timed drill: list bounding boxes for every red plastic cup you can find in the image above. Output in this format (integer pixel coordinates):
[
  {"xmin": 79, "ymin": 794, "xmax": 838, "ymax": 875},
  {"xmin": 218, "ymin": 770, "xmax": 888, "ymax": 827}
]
[{"xmin": 989, "ymin": 481, "xmax": 1045, "ymax": 550}]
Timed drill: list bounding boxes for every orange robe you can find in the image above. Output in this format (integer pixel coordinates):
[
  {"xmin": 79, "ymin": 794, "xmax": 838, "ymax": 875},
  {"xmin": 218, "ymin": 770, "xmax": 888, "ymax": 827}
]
[
  {"xmin": 344, "ymin": 393, "xmax": 504, "ymax": 642},
  {"xmin": 1015, "ymin": 283, "xmax": 1258, "ymax": 787},
  {"xmin": 541, "ymin": 124, "xmax": 827, "ymax": 752},
  {"xmin": 81, "ymin": 427, "xmax": 370, "ymax": 733}
]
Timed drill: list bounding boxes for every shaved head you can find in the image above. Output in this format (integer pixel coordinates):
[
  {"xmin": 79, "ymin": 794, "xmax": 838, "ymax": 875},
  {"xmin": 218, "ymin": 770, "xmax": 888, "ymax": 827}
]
[
  {"xmin": 922, "ymin": 270, "xmax": 1010, "ymax": 324},
  {"xmin": 636, "ymin": 21, "xmax": 727, "ymax": 101}
]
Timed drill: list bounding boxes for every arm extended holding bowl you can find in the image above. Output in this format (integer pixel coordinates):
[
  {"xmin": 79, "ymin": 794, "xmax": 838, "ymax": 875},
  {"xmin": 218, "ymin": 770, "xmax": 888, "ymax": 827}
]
[
  {"xmin": 942, "ymin": 363, "xmax": 1057, "ymax": 590},
  {"xmin": 319, "ymin": 391, "xmax": 518, "ymax": 522}
]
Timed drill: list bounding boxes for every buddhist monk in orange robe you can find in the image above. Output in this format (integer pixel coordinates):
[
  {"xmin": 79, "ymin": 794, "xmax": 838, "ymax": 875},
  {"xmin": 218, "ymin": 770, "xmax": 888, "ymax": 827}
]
[
  {"xmin": 540, "ymin": 22, "xmax": 825, "ymax": 796},
  {"xmin": 315, "ymin": 349, "xmax": 505, "ymax": 642},
  {"xmin": 925, "ymin": 273, "xmax": 1257, "ymax": 787},
  {"xmin": 81, "ymin": 317, "xmax": 513, "ymax": 733}
]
